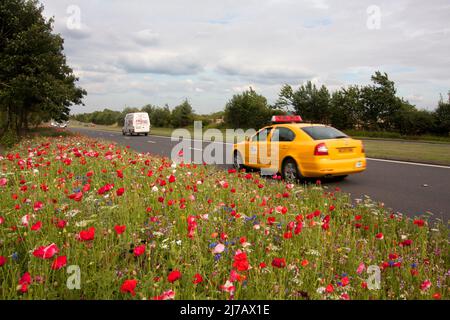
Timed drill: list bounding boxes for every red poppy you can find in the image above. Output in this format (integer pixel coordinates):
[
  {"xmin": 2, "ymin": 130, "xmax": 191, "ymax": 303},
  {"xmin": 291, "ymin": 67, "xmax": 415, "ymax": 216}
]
[
  {"xmin": 97, "ymin": 183, "xmax": 113, "ymax": 195},
  {"xmin": 19, "ymin": 272, "xmax": 31, "ymax": 285},
  {"xmin": 271, "ymin": 257, "xmax": 286, "ymax": 268},
  {"xmin": 168, "ymin": 175, "xmax": 176, "ymax": 183},
  {"xmin": 33, "ymin": 243, "xmax": 59, "ymax": 259},
  {"xmin": 413, "ymin": 219, "xmax": 425, "ymax": 227},
  {"xmin": 193, "ymin": 273, "xmax": 203, "ymax": 284},
  {"xmin": 51, "ymin": 256, "xmax": 67, "ymax": 270},
  {"xmin": 326, "ymin": 284, "xmax": 334, "ymax": 293},
  {"xmin": 167, "ymin": 269, "xmax": 182, "ymax": 283},
  {"xmin": 31, "ymin": 221, "xmax": 42, "ymax": 231},
  {"xmin": 433, "ymin": 293, "xmax": 441, "ymax": 300},
  {"xmin": 233, "ymin": 252, "xmax": 250, "ymax": 271},
  {"xmin": 114, "ymin": 225, "xmax": 126, "ymax": 235},
  {"xmin": 375, "ymin": 232, "xmax": 384, "ymax": 240},
  {"xmin": 341, "ymin": 276, "xmax": 350, "ymax": 287},
  {"xmin": 79, "ymin": 227, "xmax": 95, "ymax": 241},
  {"xmin": 116, "ymin": 187, "xmax": 125, "ymax": 196},
  {"xmin": 133, "ymin": 244, "xmax": 146, "ymax": 257},
  {"xmin": 55, "ymin": 218, "xmax": 67, "ymax": 229},
  {"xmin": 33, "ymin": 201, "xmax": 43, "ymax": 211},
  {"xmin": 121, "ymin": 279, "xmax": 137, "ymax": 296},
  {"xmin": 0, "ymin": 256, "xmax": 6, "ymax": 267},
  {"xmin": 399, "ymin": 239, "xmax": 412, "ymax": 247}
]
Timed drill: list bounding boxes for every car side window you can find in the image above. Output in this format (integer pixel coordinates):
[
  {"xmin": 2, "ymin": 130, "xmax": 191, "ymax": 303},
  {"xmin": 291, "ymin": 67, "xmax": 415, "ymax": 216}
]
[
  {"xmin": 272, "ymin": 127, "xmax": 296, "ymax": 142},
  {"xmin": 252, "ymin": 128, "xmax": 272, "ymax": 142}
]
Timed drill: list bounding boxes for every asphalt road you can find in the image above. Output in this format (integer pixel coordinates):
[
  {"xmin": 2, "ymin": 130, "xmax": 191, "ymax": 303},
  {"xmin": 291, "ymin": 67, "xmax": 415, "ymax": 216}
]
[{"xmin": 70, "ymin": 127, "xmax": 450, "ymax": 221}]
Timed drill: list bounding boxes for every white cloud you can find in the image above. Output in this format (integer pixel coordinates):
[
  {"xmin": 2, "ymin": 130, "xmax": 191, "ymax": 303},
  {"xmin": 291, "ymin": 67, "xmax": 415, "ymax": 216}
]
[{"xmin": 40, "ymin": 0, "xmax": 450, "ymax": 113}]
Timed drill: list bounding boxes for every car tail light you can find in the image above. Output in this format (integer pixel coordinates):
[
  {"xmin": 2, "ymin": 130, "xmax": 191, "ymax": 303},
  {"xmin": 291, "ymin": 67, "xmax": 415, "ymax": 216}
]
[
  {"xmin": 314, "ymin": 143, "xmax": 328, "ymax": 156},
  {"xmin": 361, "ymin": 143, "xmax": 365, "ymax": 153}
]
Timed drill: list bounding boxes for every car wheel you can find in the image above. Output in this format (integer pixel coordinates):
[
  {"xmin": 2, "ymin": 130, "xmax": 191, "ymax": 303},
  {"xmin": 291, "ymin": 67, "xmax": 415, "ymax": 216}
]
[
  {"xmin": 233, "ymin": 151, "xmax": 244, "ymax": 170},
  {"xmin": 282, "ymin": 158, "xmax": 300, "ymax": 182},
  {"xmin": 145, "ymin": 133, "xmax": 148, "ymax": 136}
]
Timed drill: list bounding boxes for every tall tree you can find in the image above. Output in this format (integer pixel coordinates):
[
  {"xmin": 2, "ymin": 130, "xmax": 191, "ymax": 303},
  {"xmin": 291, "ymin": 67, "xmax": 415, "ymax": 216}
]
[
  {"xmin": 224, "ymin": 87, "xmax": 272, "ymax": 129},
  {"xmin": 276, "ymin": 81, "xmax": 330, "ymax": 123},
  {"xmin": 329, "ymin": 86, "xmax": 364, "ymax": 130},
  {"xmin": 171, "ymin": 100, "xmax": 194, "ymax": 127},
  {"xmin": 0, "ymin": 0, "xmax": 86, "ymax": 137},
  {"xmin": 359, "ymin": 71, "xmax": 400, "ymax": 130}
]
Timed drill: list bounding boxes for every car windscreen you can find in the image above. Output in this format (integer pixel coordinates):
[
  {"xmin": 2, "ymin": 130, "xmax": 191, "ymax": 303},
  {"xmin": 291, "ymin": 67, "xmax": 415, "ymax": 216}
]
[{"xmin": 301, "ymin": 126, "xmax": 348, "ymax": 140}]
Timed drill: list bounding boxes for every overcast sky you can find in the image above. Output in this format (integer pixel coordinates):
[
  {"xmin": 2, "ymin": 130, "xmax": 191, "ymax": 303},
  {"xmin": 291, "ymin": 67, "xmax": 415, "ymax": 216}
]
[{"xmin": 40, "ymin": 0, "xmax": 450, "ymax": 114}]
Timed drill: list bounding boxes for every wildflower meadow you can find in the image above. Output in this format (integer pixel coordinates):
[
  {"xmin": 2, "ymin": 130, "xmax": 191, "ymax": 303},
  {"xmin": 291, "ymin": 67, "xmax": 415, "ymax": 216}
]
[{"xmin": 0, "ymin": 134, "xmax": 448, "ymax": 300}]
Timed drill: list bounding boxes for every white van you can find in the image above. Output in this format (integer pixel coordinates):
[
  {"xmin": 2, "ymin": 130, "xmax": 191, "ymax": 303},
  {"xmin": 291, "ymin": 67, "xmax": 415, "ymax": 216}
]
[{"xmin": 122, "ymin": 112, "xmax": 151, "ymax": 136}]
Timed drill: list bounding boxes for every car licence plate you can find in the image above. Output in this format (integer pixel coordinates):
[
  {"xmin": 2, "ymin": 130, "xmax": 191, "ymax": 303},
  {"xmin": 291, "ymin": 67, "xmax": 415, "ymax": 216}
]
[{"xmin": 338, "ymin": 147, "xmax": 353, "ymax": 153}]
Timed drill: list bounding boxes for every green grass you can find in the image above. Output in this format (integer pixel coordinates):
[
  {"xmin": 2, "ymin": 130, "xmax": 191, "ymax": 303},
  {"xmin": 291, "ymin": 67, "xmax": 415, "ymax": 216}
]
[
  {"xmin": 0, "ymin": 134, "xmax": 448, "ymax": 300},
  {"xmin": 363, "ymin": 140, "xmax": 450, "ymax": 165},
  {"xmin": 345, "ymin": 130, "xmax": 450, "ymax": 143}
]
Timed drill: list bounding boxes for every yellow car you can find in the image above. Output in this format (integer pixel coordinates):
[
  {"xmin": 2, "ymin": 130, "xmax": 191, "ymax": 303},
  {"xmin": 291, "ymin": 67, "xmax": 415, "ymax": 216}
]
[{"xmin": 232, "ymin": 115, "xmax": 366, "ymax": 180}]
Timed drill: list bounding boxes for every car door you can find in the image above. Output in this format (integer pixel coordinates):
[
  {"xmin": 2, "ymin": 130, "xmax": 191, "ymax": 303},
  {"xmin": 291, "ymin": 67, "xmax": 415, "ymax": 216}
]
[
  {"xmin": 245, "ymin": 127, "xmax": 272, "ymax": 168},
  {"xmin": 271, "ymin": 126, "xmax": 296, "ymax": 170}
]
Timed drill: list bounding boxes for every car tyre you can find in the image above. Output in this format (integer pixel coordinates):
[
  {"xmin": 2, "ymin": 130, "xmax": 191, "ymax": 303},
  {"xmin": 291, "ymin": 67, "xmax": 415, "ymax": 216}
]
[{"xmin": 281, "ymin": 158, "xmax": 301, "ymax": 182}]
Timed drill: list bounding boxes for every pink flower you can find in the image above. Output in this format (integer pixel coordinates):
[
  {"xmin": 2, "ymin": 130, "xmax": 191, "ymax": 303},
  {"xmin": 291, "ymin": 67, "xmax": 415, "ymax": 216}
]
[
  {"xmin": 420, "ymin": 279, "xmax": 432, "ymax": 291},
  {"xmin": 0, "ymin": 178, "xmax": 7, "ymax": 187},
  {"xmin": 356, "ymin": 262, "xmax": 365, "ymax": 274},
  {"xmin": 213, "ymin": 243, "xmax": 225, "ymax": 254},
  {"xmin": 33, "ymin": 201, "xmax": 43, "ymax": 211},
  {"xmin": 153, "ymin": 289, "xmax": 175, "ymax": 300}
]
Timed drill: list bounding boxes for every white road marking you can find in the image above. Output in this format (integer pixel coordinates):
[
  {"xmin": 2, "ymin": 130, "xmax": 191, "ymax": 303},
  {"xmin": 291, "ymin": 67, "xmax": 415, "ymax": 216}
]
[
  {"xmin": 190, "ymin": 147, "xmax": 203, "ymax": 151},
  {"xmin": 366, "ymin": 158, "xmax": 450, "ymax": 169},
  {"xmin": 147, "ymin": 141, "xmax": 156, "ymax": 144}
]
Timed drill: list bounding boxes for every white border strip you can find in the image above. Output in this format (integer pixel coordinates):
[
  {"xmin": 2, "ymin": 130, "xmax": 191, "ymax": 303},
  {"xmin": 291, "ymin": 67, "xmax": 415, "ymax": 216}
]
[{"xmin": 75, "ymin": 129, "xmax": 450, "ymax": 169}]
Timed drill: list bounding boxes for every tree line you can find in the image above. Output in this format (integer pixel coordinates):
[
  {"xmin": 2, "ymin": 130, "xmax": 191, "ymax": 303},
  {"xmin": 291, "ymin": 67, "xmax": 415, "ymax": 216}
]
[
  {"xmin": 73, "ymin": 100, "xmax": 198, "ymax": 128},
  {"xmin": 273, "ymin": 71, "xmax": 450, "ymax": 136},
  {"xmin": 0, "ymin": 0, "xmax": 86, "ymax": 146},
  {"xmin": 74, "ymin": 72, "xmax": 450, "ymax": 137}
]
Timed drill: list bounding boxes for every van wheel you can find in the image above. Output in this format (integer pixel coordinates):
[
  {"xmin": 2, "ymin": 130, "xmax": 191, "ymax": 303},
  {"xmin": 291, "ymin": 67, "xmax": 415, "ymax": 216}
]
[
  {"xmin": 282, "ymin": 158, "xmax": 300, "ymax": 182},
  {"xmin": 145, "ymin": 133, "xmax": 148, "ymax": 136},
  {"xmin": 122, "ymin": 131, "xmax": 125, "ymax": 136}
]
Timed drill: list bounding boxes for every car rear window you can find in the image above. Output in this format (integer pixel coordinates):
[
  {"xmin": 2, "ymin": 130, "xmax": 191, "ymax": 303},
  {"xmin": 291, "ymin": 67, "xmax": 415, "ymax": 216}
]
[{"xmin": 301, "ymin": 126, "xmax": 348, "ymax": 140}]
